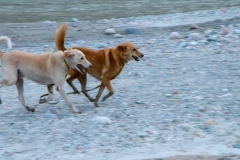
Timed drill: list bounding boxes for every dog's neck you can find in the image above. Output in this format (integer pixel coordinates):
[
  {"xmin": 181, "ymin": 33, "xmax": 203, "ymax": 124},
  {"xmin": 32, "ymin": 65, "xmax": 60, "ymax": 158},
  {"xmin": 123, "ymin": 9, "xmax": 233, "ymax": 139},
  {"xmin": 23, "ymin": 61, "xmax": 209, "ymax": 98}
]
[{"xmin": 63, "ymin": 57, "xmax": 70, "ymax": 70}]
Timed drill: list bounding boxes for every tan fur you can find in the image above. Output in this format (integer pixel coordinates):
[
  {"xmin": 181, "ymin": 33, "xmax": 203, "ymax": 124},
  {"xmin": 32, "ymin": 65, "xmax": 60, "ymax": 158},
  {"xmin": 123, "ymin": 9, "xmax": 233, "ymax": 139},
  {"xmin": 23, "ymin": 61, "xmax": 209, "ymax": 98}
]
[
  {"xmin": 0, "ymin": 49, "xmax": 92, "ymax": 113},
  {"xmin": 55, "ymin": 23, "xmax": 144, "ymax": 107}
]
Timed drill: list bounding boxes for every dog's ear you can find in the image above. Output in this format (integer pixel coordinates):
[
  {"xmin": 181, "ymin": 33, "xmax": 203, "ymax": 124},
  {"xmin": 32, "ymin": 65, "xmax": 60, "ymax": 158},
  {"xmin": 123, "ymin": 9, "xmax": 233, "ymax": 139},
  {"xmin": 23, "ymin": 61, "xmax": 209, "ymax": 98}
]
[
  {"xmin": 64, "ymin": 50, "xmax": 74, "ymax": 57},
  {"xmin": 117, "ymin": 45, "xmax": 127, "ymax": 52}
]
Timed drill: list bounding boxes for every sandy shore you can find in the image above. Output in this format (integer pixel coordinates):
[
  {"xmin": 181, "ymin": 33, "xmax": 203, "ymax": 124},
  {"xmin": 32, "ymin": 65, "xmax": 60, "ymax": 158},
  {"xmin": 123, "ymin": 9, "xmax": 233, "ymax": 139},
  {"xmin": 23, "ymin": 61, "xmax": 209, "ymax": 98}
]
[{"xmin": 1, "ymin": 7, "xmax": 240, "ymax": 160}]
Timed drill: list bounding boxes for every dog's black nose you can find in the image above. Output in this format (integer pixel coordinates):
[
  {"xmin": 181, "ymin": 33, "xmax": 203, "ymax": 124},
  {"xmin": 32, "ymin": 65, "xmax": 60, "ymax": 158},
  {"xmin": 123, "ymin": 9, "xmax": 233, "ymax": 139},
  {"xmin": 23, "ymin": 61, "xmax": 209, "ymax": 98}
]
[
  {"xmin": 89, "ymin": 64, "xmax": 92, "ymax": 68},
  {"xmin": 141, "ymin": 53, "xmax": 144, "ymax": 58}
]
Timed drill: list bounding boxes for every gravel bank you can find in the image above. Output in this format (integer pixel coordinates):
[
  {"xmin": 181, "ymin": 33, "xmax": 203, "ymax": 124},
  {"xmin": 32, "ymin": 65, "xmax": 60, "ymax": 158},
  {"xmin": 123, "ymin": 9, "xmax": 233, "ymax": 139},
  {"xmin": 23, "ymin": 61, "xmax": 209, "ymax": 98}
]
[{"xmin": 1, "ymin": 7, "xmax": 240, "ymax": 160}]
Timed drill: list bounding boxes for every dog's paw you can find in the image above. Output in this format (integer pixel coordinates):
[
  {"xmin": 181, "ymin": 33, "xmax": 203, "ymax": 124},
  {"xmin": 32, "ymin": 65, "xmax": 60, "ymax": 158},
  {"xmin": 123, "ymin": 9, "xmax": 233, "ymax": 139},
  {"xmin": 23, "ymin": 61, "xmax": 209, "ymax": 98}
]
[
  {"xmin": 76, "ymin": 110, "xmax": 82, "ymax": 114},
  {"xmin": 26, "ymin": 106, "xmax": 35, "ymax": 112},
  {"xmin": 94, "ymin": 102, "xmax": 100, "ymax": 107},
  {"xmin": 67, "ymin": 91, "xmax": 80, "ymax": 95}
]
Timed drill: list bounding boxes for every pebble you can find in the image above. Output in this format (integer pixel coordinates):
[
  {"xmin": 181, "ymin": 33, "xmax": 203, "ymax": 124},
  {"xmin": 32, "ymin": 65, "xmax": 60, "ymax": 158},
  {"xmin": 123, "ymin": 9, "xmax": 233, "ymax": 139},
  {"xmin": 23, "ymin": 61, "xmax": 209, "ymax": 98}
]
[
  {"xmin": 110, "ymin": 110, "xmax": 125, "ymax": 118},
  {"xmin": 204, "ymin": 119, "xmax": 215, "ymax": 125},
  {"xmin": 104, "ymin": 28, "xmax": 116, "ymax": 35},
  {"xmin": 169, "ymin": 32, "xmax": 181, "ymax": 39},
  {"xmin": 91, "ymin": 116, "xmax": 112, "ymax": 125},
  {"xmin": 71, "ymin": 18, "xmax": 79, "ymax": 22},
  {"xmin": 190, "ymin": 24, "xmax": 199, "ymax": 30},
  {"xmin": 125, "ymin": 28, "xmax": 142, "ymax": 34},
  {"xmin": 113, "ymin": 33, "xmax": 123, "ymax": 38}
]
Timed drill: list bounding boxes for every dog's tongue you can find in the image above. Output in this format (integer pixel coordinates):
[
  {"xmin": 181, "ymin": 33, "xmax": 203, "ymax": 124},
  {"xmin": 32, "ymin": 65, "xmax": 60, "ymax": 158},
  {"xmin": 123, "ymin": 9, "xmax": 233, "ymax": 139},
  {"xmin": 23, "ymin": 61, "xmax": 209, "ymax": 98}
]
[
  {"xmin": 132, "ymin": 55, "xmax": 139, "ymax": 61},
  {"xmin": 77, "ymin": 64, "xmax": 84, "ymax": 73}
]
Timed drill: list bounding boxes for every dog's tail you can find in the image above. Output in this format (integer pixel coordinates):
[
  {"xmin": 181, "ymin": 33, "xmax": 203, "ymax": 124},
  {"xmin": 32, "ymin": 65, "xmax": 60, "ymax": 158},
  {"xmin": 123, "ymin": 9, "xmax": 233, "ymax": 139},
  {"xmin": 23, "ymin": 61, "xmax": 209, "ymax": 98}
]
[
  {"xmin": 55, "ymin": 23, "xmax": 68, "ymax": 51},
  {"xmin": 0, "ymin": 36, "xmax": 12, "ymax": 49}
]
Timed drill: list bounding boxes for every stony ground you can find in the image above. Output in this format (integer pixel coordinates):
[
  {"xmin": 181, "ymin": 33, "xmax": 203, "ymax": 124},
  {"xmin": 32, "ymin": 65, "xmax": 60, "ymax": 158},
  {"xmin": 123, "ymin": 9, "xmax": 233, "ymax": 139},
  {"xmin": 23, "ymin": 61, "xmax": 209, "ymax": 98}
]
[{"xmin": 1, "ymin": 7, "xmax": 240, "ymax": 160}]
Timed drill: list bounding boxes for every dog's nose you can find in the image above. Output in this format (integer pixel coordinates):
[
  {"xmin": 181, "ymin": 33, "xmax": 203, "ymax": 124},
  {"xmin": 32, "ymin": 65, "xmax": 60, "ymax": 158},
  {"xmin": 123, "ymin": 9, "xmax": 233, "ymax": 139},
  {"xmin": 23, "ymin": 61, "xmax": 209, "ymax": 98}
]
[
  {"xmin": 141, "ymin": 53, "xmax": 144, "ymax": 58},
  {"xmin": 89, "ymin": 64, "xmax": 92, "ymax": 68}
]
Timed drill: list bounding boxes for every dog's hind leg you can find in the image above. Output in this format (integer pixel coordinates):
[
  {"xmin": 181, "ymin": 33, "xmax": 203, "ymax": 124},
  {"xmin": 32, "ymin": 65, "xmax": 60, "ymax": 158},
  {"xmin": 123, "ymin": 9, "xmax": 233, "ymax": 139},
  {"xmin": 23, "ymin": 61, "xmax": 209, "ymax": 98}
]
[
  {"xmin": 39, "ymin": 84, "xmax": 54, "ymax": 104},
  {"xmin": 102, "ymin": 80, "xmax": 114, "ymax": 102},
  {"xmin": 93, "ymin": 82, "xmax": 106, "ymax": 107},
  {"xmin": 15, "ymin": 77, "xmax": 35, "ymax": 112},
  {"xmin": 66, "ymin": 76, "xmax": 80, "ymax": 94},
  {"xmin": 78, "ymin": 74, "xmax": 95, "ymax": 102}
]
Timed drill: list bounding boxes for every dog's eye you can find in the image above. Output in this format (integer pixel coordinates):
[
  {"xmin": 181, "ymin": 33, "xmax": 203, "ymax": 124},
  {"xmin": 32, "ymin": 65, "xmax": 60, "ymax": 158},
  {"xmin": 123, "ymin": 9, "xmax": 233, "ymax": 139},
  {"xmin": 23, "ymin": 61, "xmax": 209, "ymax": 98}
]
[
  {"xmin": 81, "ymin": 57, "xmax": 83, "ymax": 60},
  {"xmin": 132, "ymin": 48, "xmax": 136, "ymax": 51}
]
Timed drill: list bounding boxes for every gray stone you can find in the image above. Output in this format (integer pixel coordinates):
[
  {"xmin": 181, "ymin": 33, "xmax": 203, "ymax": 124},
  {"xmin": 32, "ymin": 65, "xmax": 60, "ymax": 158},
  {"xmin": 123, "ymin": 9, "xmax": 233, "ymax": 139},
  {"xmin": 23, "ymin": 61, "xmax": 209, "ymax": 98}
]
[
  {"xmin": 232, "ymin": 143, "xmax": 240, "ymax": 149},
  {"xmin": 190, "ymin": 24, "xmax": 199, "ymax": 30},
  {"xmin": 110, "ymin": 110, "xmax": 125, "ymax": 118},
  {"xmin": 91, "ymin": 116, "xmax": 112, "ymax": 125},
  {"xmin": 114, "ymin": 34, "xmax": 123, "ymax": 38},
  {"xmin": 125, "ymin": 28, "xmax": 142, "ymax": 34},
  {"xmin": 189, "ymin": 33, "xmax": 202, "ymax": 41},
  {"xmin": 71, "ymin": 18, "xmax": 79, "ymax": 22},
  {"xmin": 105, "ymin": 28, "xmax": 116, "ymax": 35},
  {"xmin": 169, "ymin": 32, "xmax": 181, "ymax": 39}
]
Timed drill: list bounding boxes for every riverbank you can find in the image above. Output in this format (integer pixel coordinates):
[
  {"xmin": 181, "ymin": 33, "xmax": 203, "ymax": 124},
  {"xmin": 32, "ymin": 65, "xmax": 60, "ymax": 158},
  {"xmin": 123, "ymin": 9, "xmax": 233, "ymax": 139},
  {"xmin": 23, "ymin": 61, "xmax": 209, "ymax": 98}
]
[{"xmin": 1, "ymin": 7, "xmax": 240, "ymax": 160}]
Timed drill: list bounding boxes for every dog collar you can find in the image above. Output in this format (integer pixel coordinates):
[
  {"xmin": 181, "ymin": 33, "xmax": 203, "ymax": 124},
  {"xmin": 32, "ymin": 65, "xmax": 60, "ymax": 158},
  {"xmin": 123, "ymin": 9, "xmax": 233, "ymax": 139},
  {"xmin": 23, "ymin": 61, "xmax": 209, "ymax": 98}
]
[{"xmin": 63, "ymin": 58, "xmax": 70, "ymax": 78}]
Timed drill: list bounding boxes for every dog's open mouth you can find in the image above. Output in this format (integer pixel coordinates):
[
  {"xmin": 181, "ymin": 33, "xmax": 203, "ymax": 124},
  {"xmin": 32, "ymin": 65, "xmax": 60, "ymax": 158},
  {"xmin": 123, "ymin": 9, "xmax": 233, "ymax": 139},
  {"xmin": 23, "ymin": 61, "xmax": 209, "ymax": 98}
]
[
  {"xmin": 132, "ymin": 55, "xmax": 139, "ymax": 61},
  {"xmin": 77, "ymin": 64, "xmax": 85, "ymax": 73}
]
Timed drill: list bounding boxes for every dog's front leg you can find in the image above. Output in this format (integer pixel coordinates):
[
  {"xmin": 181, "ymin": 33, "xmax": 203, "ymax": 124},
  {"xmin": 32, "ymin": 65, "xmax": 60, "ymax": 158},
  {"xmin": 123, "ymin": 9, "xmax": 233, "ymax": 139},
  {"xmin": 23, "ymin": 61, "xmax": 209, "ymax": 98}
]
[
  {"xmin": 39, "ymin": 84, "xmax": 54, "ymax": 104},
  {"xmin": 15, "ymin": 78, "xmax": 35, "ymax": 112},
  {"xmin": 56, "ymin": 85, "xmax": 81, "ymax": 114}
]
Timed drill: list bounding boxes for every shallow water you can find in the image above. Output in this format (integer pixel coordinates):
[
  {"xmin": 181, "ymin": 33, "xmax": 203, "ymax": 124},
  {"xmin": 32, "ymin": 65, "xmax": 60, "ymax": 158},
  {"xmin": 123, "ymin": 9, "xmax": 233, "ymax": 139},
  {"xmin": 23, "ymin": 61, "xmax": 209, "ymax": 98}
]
[{"xmin": 0, "ymin": 0, "xmax": 240, "ymax": 23}]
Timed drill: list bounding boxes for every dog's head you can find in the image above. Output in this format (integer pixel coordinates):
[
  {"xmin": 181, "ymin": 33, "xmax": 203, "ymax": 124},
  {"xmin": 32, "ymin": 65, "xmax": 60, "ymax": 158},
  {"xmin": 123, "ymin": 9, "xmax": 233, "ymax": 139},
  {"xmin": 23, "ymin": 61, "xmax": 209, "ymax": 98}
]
[
  {"xmin": 117, "ymin": 42, "xmax": 144, "ymax": 62},
  {"xmin": 64, "ymin": 49, "xmax": 92, "ymax": 73}
]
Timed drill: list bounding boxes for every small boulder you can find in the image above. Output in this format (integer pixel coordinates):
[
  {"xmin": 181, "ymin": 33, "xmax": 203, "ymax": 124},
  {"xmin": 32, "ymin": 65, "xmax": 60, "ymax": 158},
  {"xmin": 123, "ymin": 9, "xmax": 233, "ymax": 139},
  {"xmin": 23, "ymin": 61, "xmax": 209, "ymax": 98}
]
[
  {"xmin": 169, "ymin": 32, "xmax": 181, "ymax": 40},
  {"xmin": 125, "ymin": 28, "xmax": 142, "ymax": 34},
  {"xmin": 105, "ymin": 28, "xmax": 115, "ymax": 35}
]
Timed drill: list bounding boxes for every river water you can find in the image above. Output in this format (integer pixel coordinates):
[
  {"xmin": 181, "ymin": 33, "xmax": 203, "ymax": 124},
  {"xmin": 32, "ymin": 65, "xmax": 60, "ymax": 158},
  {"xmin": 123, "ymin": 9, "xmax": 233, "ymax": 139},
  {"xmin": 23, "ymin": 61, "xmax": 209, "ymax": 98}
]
[{"xmin": 0, "ymin": 0, "xmax": 240, "ymax": 23}]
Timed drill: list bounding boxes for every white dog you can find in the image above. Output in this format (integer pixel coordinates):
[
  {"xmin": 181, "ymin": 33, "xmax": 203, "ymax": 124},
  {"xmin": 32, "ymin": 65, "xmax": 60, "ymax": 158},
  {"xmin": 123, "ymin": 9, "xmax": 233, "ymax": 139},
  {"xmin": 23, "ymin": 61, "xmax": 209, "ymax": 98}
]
[
  {"xmin": 0, "ymin": 36, "xmax": 12, "ymax": 49},
  {"xmin": 0, "ymin": 49, "xmax": 92, "ymax": 113}
]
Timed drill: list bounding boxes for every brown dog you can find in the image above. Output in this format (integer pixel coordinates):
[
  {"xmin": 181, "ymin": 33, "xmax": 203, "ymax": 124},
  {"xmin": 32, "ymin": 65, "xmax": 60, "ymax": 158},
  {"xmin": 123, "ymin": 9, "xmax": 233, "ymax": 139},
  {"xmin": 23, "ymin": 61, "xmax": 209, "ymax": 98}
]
[{"xmin": 55, "ymin": 23, "xmax": 144, "ymax": 107}]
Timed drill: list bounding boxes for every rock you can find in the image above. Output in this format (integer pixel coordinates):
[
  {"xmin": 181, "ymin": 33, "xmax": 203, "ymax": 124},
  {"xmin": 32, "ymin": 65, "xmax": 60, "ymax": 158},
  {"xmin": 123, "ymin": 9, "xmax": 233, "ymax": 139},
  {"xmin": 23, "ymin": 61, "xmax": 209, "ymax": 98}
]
[
  {"xmin": 189, "ymin": 33, "xmax": 202, "ymax": 41},
  {"xmin": 43, "ymin": 20, "xmax": 56, "ymax": 23},
  {"xmin": 172, "ymin": 91, "xmax": 180, "ymax": 94},
  {"xmin": 233, "ymin": 143, "xmax": 240, "ymax": 149},
  {"xmin": 114, "ymin": 34, "xmax": 123, "ymax": 38},
  {"xmin": 189, "ymin": 41, "xmax": 198, "ymax": 45},
  {"xmin": 110, "ymin": 110, "xmax": 125, "ymax": 118},
  {"xmin": 125, "ymin": 28, "xmax": 142, "ymax": 34},
  {"xmin": 71, "ymin": 18, "xmax": 79, "ymax": 22},
  {"xmin": 105, "ymin": 28, "xmax": 116, "ymax": 35},
  {"xmin": 190, "ymin": 24, "xmax": 199, "ymax": 30},
  {"xmin": 137, "ymin": 132, "xmax": 149, "ymax": 138},
  {"xmin": 204, "ymin": 119, "xmax": 215, "ymax": 125},
  {"xmin": 179, "ymin": 123, "xmax": 191, "ymax": 131},
  {"xmin": 207, "ymin": 35, "xmax": 219, "ymax": 42},
  {"xmin": 91, "ymin": 116, "xmax": 112, "ymax": 125},
  {"xmin": 217, "ymin": 158, "xmax": 233, "ymax": 160},
  {"xmin": 169, "ymin": 32, "xmax": 181, "ymax": 39}
]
